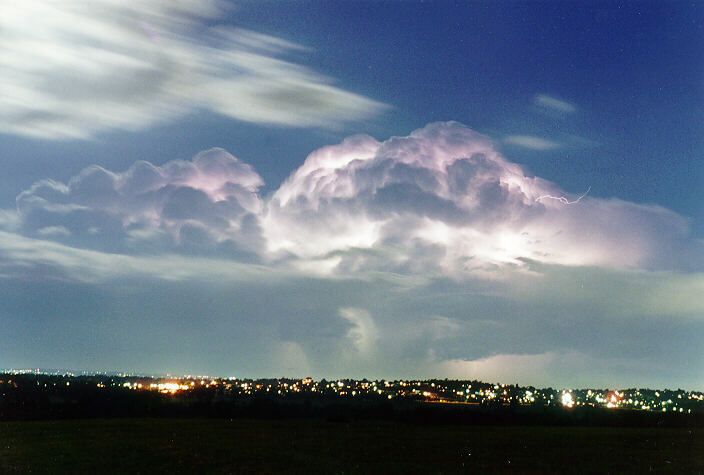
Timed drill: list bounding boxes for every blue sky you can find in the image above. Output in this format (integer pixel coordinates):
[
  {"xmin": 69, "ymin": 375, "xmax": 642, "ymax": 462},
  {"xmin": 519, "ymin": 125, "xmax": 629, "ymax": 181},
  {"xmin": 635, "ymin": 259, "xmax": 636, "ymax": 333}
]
[{"xmin": 0, "ymin": 1, "xmax": 702, "ymax": 388}]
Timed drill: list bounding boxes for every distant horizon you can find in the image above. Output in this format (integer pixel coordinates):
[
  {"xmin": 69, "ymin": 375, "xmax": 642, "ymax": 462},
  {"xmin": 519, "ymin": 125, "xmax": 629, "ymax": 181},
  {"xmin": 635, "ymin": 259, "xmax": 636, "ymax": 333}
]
[{"xmin": 4, "ymin": 368, "xmax": 703, "ymax": 393}]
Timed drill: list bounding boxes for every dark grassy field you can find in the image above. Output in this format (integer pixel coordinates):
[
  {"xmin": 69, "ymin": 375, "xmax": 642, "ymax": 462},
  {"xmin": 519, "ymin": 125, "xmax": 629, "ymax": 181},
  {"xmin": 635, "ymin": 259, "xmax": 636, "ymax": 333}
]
[{"xmin": 1, "ymin": 417, "xmax": 702, "ymax": 473}]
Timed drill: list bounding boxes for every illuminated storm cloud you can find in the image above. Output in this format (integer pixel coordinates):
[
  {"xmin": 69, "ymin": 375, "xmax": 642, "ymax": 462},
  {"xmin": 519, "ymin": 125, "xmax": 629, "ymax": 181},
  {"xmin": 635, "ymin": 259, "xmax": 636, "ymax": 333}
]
[
  {"xmin": 13, "ymin": 122, "xmax": 691, "ymax": 277},
  {"xmin": 263, "ymin": 121, "xmax": 689, "ymax": 276},
  {"xmin": 16, "ymin": 148, "xmax": 264, "ymax": 255},
  {"xmin": 2, "ymin": 124, "xmax": 703, "ymax": 386}
]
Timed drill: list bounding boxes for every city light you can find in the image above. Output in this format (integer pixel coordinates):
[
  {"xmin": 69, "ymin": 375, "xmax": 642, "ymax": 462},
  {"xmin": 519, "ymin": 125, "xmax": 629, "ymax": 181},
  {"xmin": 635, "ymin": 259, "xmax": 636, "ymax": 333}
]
[
  {"xmin": 560, "ymin": 392, "xmax": 575, "ymax": 408},
  {"xmin": 2, "ymin": 370, "xmax": 703, "ymax": 415}
]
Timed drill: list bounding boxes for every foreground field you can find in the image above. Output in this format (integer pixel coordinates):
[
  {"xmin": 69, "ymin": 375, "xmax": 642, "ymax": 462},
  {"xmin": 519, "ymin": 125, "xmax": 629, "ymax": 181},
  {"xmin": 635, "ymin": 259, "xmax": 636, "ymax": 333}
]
[{"xmin": 1, "ymin": 418, "xmax": 702, "ymax": 473}]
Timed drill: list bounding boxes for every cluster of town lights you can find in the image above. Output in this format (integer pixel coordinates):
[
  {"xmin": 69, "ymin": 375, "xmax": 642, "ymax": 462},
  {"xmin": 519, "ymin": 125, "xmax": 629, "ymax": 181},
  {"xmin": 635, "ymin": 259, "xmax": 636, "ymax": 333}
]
[
  {"xmin": 4, "ymin": 371, "xmax": 702, "ymax": 414},
  {"xmin": 107, "ymin": 378, "xmax": 702, "ymax": 414}
]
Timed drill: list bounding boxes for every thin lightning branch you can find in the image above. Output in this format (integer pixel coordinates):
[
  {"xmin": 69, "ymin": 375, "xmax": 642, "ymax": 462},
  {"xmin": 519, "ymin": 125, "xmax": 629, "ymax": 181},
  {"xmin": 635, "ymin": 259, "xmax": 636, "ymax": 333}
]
[{"xmin": 535, "ymin": 186, "xmax": 591, "ymax": 205}]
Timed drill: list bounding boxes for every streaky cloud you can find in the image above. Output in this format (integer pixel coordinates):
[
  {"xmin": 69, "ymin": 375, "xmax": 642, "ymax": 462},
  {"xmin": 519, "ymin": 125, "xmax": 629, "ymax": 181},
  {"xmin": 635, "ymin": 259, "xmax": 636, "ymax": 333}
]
[
  {"xmin": 504, "ymin": 135, "xmax": 560, "ymax": 150},
  {"xmin": 0, "ymin": 1, "xmax": 386, "ymax": 139},
  {"xmin": 534, "ymin": 94, "xmax": 577, "ymax": 113}
]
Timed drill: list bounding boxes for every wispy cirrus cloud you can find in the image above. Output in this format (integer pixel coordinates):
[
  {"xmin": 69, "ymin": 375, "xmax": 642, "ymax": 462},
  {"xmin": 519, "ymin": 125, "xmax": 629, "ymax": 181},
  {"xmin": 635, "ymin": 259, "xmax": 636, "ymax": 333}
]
[
  {"xmin": 534, "ymin": 94, "xmax": 576, "ymax": 113},
  {"xmin": 504, "ymin": 135, "xmax": 560, "ymax": 150},
  {"xmin": 0, "ymin": 0, "xmax": 386, "ymax": 139},
  {"xmin": 0, "ymin": 210, "xmax": 20, "ymax": 232}
]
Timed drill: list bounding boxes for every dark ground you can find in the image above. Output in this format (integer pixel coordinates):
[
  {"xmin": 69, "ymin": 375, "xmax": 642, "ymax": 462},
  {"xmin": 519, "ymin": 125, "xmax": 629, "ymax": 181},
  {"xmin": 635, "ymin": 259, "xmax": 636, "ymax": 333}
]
[{"xmin": 1, "ymin": 417, "xmax": 702, "ymax": 473}]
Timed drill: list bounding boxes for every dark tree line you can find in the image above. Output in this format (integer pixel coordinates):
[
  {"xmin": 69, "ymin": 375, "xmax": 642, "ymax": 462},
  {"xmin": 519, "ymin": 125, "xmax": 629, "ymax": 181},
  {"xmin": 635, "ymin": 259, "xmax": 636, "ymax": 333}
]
[{"xmin": 1, "ymin": 374, "xmax": 703, "ymax": 428}]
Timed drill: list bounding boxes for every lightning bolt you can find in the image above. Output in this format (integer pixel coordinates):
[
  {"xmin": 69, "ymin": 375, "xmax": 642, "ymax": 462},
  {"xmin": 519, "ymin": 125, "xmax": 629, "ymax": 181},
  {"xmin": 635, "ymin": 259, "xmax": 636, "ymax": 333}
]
[{"xmin": 535, "ymin": 186, "xmax": 591, "ymax": 205}]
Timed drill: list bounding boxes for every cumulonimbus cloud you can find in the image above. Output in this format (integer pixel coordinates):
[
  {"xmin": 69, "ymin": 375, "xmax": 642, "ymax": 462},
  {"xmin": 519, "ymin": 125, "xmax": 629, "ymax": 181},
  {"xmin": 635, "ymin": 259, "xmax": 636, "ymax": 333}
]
[
  {"xmin": 263, "ymin": 122, "xmax": 690, "ymax": 276},
  {"xmin": 9, "ymin": 122, "xmax": 696, "ymax": 278},
  {"xmin": 16, "ymin": 148, "xmax": 265, "ymax": 255},
  {"xmin": 0, "ymin": 0, "xmax": 386, "ymax": 139}
]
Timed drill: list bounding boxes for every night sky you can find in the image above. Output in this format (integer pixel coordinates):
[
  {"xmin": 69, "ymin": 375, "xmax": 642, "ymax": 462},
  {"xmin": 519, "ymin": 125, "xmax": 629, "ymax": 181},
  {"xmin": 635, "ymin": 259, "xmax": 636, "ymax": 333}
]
[{"xmin": 1, "ymin": 1, "xmax": 702, "ymax": 389}]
